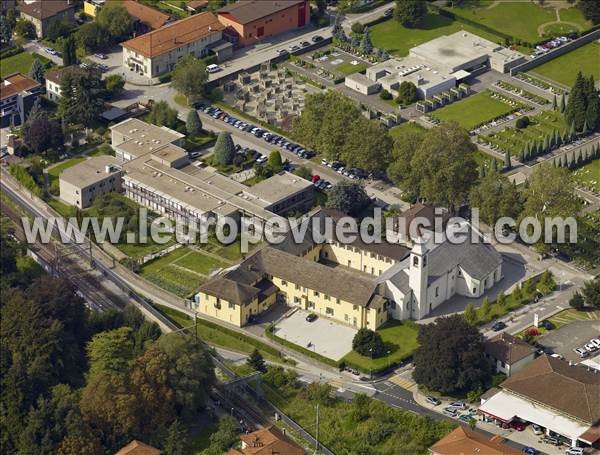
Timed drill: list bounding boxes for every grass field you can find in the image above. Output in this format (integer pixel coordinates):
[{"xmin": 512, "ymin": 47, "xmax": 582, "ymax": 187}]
[
  {"xmin": 482, "ymin": 110, "xmax": 567, "ymax": 156},
  {"xmin": 139, "ymin": 246, "xmax": 228, "ymax": 297},
  {"xmin": 389, "ymin": 121, "xmax": 426, "ymax": 140},
  {"xmin": 443, "ymin": 2, "xmax": 586, "ymax": 43},
  {"xmin": 431, "ymin": 91, "xmax": 517, "ymax": 131},
  {"xmin": 335, "ymin": 61, "xmax": 367, "ymax": 76},
  {"xmin": 370, "ymin": 12, "xmax": 502, "ymax": 57},
  {"xmin": 529, "ymin": 42, "xmax": 600, "ymax": 87},
  {"xmin": 1, "ymin": 52, "xmax": 52, "ymax": 77},
  {"xmin": 47, "ymin": 157, "xmax": 86, "ymax": 185},
  {"xmin": 342, "ymin": 320, "xmax": 419, "ymax": 373},
  {"xmin": 573, "ymin": 159, "xmax": 600, "ymax": 192}
]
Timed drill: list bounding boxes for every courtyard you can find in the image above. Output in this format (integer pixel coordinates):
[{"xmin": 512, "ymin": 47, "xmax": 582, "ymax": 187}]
[{"xmin": 271, "ymin": 309, "xmax": 357, "ymax": 361}]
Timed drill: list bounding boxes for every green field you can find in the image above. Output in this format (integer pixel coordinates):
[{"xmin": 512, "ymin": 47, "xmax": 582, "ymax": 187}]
[
  {"xmin": 1, "ymin": 52, "xmax": 52, "ymax": 77},
  {"xmin": 370, "ymin": 12, "xmax": 502, "ymax": 57},
  {"xmin": 431, "ymin": 91, "xmax": 519, "ymax": 131},
  {"xmin": 342, "ymin": 320, "xmax": 419, "ymax": 373},
  {"xmin": 482, "ymin": 110, "xmax": 567, "ymax": 156},
  {"xmin": 529, "ymin": 42, "xmax": 600, "ymax": 87},
  {"xmin": 139, "ymin": 246, "xmax": 228, "ymax": 297},
  {"xmin": 389, "ymin": 121, "xmax": 426, "ymax": 140},
  {"xmin": 444, "ymin": 2, "xmax": 588, "ymax": 43},
  {"xmin": 573, "ymin": 159, "xmax": 600, "ymax": 192},
  {"xmin": 334, "ymin": 61, "xmax": 367, "ymax": 76}
]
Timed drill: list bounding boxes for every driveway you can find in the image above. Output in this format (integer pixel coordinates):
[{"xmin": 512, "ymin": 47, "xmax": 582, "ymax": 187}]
[{"xmin": 272, "ymin": 309, "xmax": 356, "ymax": 361}]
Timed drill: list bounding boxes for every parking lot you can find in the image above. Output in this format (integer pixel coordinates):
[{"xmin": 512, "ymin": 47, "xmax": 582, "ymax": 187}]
[
  {"xmin": 272, "ymin": 308, "xmax": 356, "ymax": 361},
  {"xmin": 538, "ymin": 319, "xmax": 600, "ymax": 363}
]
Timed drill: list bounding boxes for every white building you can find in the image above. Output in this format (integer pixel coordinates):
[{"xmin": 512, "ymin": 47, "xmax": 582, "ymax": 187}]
[
  {"xmin": 484, "ymin": 332, "xmax": 537, "ymax": 376},
  {"xmin": 121, "ymin": 11, "xmax": 232, "ymax": 80}
]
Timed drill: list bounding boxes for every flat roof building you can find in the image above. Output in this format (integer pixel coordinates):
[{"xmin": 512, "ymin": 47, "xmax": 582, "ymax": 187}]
[
  {"xmin": 121, "ymin": 12, "xmax": 231, "ymax": 79},
  {"xmin": 59, "ymin": 156, "xmax": 122, "ymax": 209}
]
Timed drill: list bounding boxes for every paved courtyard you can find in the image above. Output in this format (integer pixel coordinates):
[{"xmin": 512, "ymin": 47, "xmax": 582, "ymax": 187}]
[
  {"xmin": 538, "ymin": 319, "xmax": 600, "ymax": 363},
  {"xmin": 272, "ymin": 308, "xmax": 356, "ymax": 361}
]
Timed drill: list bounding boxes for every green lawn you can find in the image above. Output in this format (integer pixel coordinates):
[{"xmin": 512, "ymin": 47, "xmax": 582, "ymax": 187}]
[
  {"xmin": 342, "ymin": 320, "xmax": 419, "ymax": 373},
  {"xmin": 431, "ymin": 91, "xmax": 518, "ymax": 131},
  {"xmin": 334, "ymin": 61, "xmax": 367, "ymax": 76},
  {"xmin": 444, "ymin": 2, "xmax": 557, "ymax": 43},
  {"xmin": 47, "ymin": 157, "xmax": 87, "ymax": 184},
  {"xmin": 573, "ymin": 159, "xmax": 600, "ymax": 192},
  {"xmin": 529, "ymin": 42, "xmax": 600, "ymax": 87},
  {"xmin": 370, "ymin": 12, "xmax": 503, "ymax": 57},
  {"xmin": 0, "ymin": 52, "xmax": 52, "ymax": 77},
  {"xmin": 389, "ymin": 121, "xmax": 426, "ymax": 140}
]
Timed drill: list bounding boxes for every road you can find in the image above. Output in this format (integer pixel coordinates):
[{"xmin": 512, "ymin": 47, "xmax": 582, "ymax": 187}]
[{"xmin": 23, "ymin": 40, "xmax": 62, "ymax": 65}]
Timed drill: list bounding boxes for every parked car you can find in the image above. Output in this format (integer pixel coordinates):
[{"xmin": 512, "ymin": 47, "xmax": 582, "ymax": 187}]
[
  {"xmin": 426, "ymin": 396, "xmax": 441, "ymax": 406},
  {"xmin": 510, "ymin": 420, "xmax": 527, "ymax": 431},
  {"xmin": 311, "ymin": 35, "xmax": 323, "ymax": 43},
  {"xmin": 565, "ymin": 448, "xmax": 584, "ymax": 455},
  {"xmin": 384, "ymin": 7, "xmax": 394, "ymax": 16},
  {"xmin": 299, "ymin": 40, "xmax": 310, "ymax": 47},
  {"xmin": 522, "ymin": 447, "xmax": 538, "ymax": 455},
  {"xmin": 44, "ymin": 47, "xmax": 57, "ymax": 55},
  {"xmin": 206, "ymin": 64, "xmax": 221, "ymax": 73},
  {"xmin": 540, "ymin": 320, "xmax": 554, "ymax": 330},
  {"xmin": 305, "ymin": 313, "xmax": 318, "ymax": 322},
  {"xmin": 256, "ymin": 155, "xmax": 268, "ymax": 164},
  {"xmin": 288, "ymin": 44, "xmax": 300, "ymax": 52},
  {"xmin": 531, "ymin": 424, "xmax": 544, "ymax": 435},
  {"xmin": 448, "ymin": 401, "xmax": 466, "ymax": 410},
  {"xmin": 442, "ymin": 407, "xmax": 458, "ymax": 417},
  {"xmin": 94, "ymin": 53, "xmax": 107, "ymax": 59},
  {"xmin": 543, "ymin": 436, "xmax": 559, "ymax": 445},
  {"xmin": 574, "ymin": 347, "xmax": 590, "ymax": 358},
  {"xmin": 458, "ymin": 414, "xmax": 474, "ymax": 424},
  {"xmin": 275, "ymin": 49, "xmax": 288, "ymax": 56},
  {"xmin": 590, "ymin": 338, "xmax": 600, "ymax": 349},
  {"xmin": 584, "ymin": 343, "xmax": 597, "ymax": 352},
  {"xmin": 492, "ymin": 321, "xmax": 507, "ymax": 331}
]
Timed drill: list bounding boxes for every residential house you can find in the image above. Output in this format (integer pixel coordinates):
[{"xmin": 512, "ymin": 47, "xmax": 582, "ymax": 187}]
[
  {"xmin": 44, "ymin": 66, "xmax": 74, "ymax": 102},
  {"xmin": 484, "ymin": 332, "xmax": 537, "ymax": 376},
  {"xmin": 217, "ymin": 0, "xmax": 309, "ymax": 47},
  {"xmin": 0, "ymin": 73, "xmax": 41, "ymax": 127},
  {"xmin": 121, "ymin": 11, "xmax": 232, "ymax": 80},
  {"xmin": 19, "ymin": 0, "xmax": 75, "ymax": 38},
  {"xmin": 227, "ymin": 426, "xmax": 305, "ymax": 455},
  {"xmin": 115, "ymin": 440, "xmax": 161, "ymax": 455},
  {"xmin": 185, "ymin": 0, "xmax": 208, "ymax": 14},
  {"xmin": 429, "ymin": 427, "xmax": 521, "ymax": 455},
  {"xmin": 479, "ymin": 355, "xmax": 600, "ymax": 448}
]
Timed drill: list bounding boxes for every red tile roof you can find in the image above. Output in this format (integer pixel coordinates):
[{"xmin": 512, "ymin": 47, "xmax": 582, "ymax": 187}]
[
  {"xmin": 122, "ymin": 0, "xmax": 170, "ymax": 30},
  {"xmin": 429, "ymin": 427, "xmax": 521, "ymax": 455},
  {"xmin": 0, "ymin": 73, "xmax": 40, "ymax": 100}
]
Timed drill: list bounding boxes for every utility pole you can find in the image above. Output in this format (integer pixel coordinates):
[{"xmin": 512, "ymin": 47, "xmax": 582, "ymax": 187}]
[
  {"xmin": 315, "ymin": 404, "xmax": 320, "ymax": 454},
  {"xmin": 193, "ymin": 311, "xmax": 198, "ymax": 344}
]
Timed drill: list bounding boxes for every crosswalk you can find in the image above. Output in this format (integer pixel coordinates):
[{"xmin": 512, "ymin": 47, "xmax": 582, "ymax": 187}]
[
  {"xmin": 388, "ymin": 375, "xmax": 417, "ymax": 391},
  {"xmin": 327, "ymin": 378, "xmax": 346, "ymax": 389}
]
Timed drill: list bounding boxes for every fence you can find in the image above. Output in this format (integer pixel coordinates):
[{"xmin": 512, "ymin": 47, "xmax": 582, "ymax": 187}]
[{"xmin": 509, "ymin": 29, "xmax": 600, "ymax": 76}]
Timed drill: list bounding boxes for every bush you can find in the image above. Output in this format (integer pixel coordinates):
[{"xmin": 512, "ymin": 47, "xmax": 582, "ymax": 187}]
[
  {"xmin": 158, "ymin": 72, "xmax": 172, "ymax": 84},
  {"xmin": 569, "ymin": 292, "xmax": 585, "ymax": 310},
  {"xmin": 379, "ymin": 89, "xmax": 392, "ymax": 100},
  {"xmin": 352, "ymin": 328, "xmax": 385, "ymax": 357},
  {"xmin": 351, "ymin": 22, "xmax": 365, "ymax": 34},
  {"xmin": 515, "ymin": 116, "xmax": 530, "ymax": 129}
]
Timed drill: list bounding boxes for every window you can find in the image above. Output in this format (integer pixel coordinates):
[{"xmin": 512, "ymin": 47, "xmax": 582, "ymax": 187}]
[
  {"xmin": 307, "ymin": 301, "xmax": 315, "ymax": 309},
  {"xmin": 326, "ymin": 307, "xmax": 334, "ymax": 315},
  {"xmin": 473, "ymin": 287, "xmax": 476, "ymax": 294},
  {"xmin": 281, "ymin": 280, "xmax": 287, "ymax": 286},
  {"xmin": 295, "ymin": 284, "xmax": 300, "ymax": 290},
  {"xmin": 435, "ymin": 287, "xmax": 439, "ymax": 297},
  {"xmin": 228, "ymin": 302, "xmax": 235, "ymax": 309},
  {"xmin": 336, "ymin": 298, "xmax": 340, "ymax": 305},
  {"xmin": 294, "ymin": 296, "xmax": 301, "ymax": 304},
  {"xmin": 314, "ymin": 290, "xmax": 319, "ymax": 297},
  {"xmin": 413, "ymin": 256, "xmax": 419, "ymax": 266},
  {"xmin": 324, "ymin": 294, "xmax": 330, "ymax": 301}
]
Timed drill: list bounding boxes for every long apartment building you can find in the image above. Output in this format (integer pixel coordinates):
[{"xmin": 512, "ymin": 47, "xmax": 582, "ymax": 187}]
[
  {"xmin": 121, "ymin": 11, "xmax": 232, "ymax": 79},
  {"xmin": 195, "ymin": 208, "xmax": 504, "ymax": 327}
]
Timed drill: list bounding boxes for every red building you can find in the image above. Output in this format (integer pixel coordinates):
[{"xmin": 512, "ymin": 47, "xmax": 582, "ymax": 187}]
[{"xmin": 217, "ymin": 0, "xmax": 309, "ymax": 47}]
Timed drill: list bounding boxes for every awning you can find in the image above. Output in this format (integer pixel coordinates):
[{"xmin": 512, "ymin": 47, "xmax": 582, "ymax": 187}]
[
  {"xmin": 450, "ymin": 69, "xmax": 471, "ymax": 81},
  {"xmin": 579, "ymin": 425, "xmax": 600, "ymax": 445},
  {"xmin": 478, "ymin": 390, "xmax": 590, "ymax": 441}
]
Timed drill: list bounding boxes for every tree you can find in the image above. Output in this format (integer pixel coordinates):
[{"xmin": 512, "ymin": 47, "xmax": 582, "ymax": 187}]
[
  {"xmin": 396, "ymin": 81, "xmax": 418, "ymax": 105},
  {"xmin": 463, "ymin": 303, "xmax": 477, "ymax": 325},
  {"xmin": 247, "ymin": 348, "xmax": 267, "ymax": 372},
  {"xmin": 496, "ymin": 292, "xmax": 507, "ymax": 307},
  {"xmin": 293, "ymin": 165, "xmax": 312, "ymax": 181},
  {"xmin": 87, "ymin": 327, "xmax": 134, "ymax": 378},
  {"xmin": 352, "ymin": 328, "xmax": 385, "ymax": 357},
  {"xmin": 469, "ymin": 171, "xmax": 522, "ymax": 225},
  {"xmin": 14, "ymin": 18, "xmax": 35, "ymax": 38},
  {"xmin": 147, "ymin": 100, "xmax": 178, "ymax": 129},
  {"xmin": 578, "ymin": 0, "xmax": 600, "ymax": 24},
  {"xmin": 58, "ymin": 67, "xmax": 104, "ymax": 127},
  {"xmin": 204, "ymin": 416, "xmax": 239, "ymax": 455},
  {"xmin": 104, "ymin": 74, "xmax": 125, "ymax": 99},
  {"xmin": 351, "ymin": 22, "xmax": 364, "ymax": 34},
  {"xmin": 62, "ymin": 35, "xmax": 77, "ymax": 67},
  {"xmin": 413, "ymin": 314, "xmax": 492, "ymax": 394},
  {"xmin": 0, "ymin": 15, "xmax": 12, "ymax": 46},
  {"xmin": 186, "ymin": 109, "xmax": 202, "ymax": 136},
  {"xmin": 342, "ymin": 117, "xmax": 392, "ymax": 173},
  {"xmin": 214, "ymin": 131, "xmax": 235, "ymax": 165},
  {"xmin": 387, "ymin": 124, "xmax": 427, "ymax": 202},
  {"xmin": 394, "ymin": 0, "xmax": 427, "ymax": 28},
  {"xmin": 163, "ymin": 420, "xmax": 187, "ymax": 455},
  {"xmin": 96, "ymin": 3, "xmax": 133, "ymax": 41},
  {"xmin": 29, "ymin": 58, "xmax": 46, "ymax": 85},
  {"xmin": 22, "ymin": 117, "xmax": 64, "ymax": 154},
  {"xmin": 325, "ymin": 180, "xmax": 370, "ymax": 216},
  {"xmin": 581, "ymin": 278, "xmax": 600, "ymax": 308},
  {"xmin": 75, "ymin": 22, "xmax": 108, "ymax": 53},
  {"xmin": 515, "ymin": 116, "xmax": 530, "ymax": 129},
  {"xmin": 359, "ymin": 26, "xmax": 373, "ymax": 54},
  {"xmin": 171, "ymin": 55, "xmax": 208, "ymax": 103},
  {"xmin": 480, "ymin": 297, "xmax": 491, "ymax": 317},
  {"xmin": 267, "ymin": 150, "xmax": 283, "ymax": 172},
  {"xmin": 552, "ymin": 94, "xmax": 557, "ymax": 110},
  {"xmin": 569, "ymin": 292, "xmax": 585, "ymax": 311},
  {"xmin": 504, "ymin": 150, "xmax": 511, "ymax": 170},
  {"xmin": 566, "ymin": 72, "xmax": 600, "ymax": 132},
  {"xmin": 559, "ymin": 93, "xmax": 566, "ymax": 113}
]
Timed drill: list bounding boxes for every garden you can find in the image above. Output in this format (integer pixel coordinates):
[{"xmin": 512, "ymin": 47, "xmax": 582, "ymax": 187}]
[
  {"xmin": 0, "ymin": 50, "xmax": 53, "ymax": 77},
  {"xmin": 494, "ymin": 80, "xmax": 550, "ymax": 106},
  {"xmin": 479, "ymin": 109, "xmax": 568, "ymax": 159},
  {"xmin": 528, "ymin": 41, "xmax": 600, "ymax": 87},
  {"xmin": 430, "ymin": 90, "xmax": 527, "ymax": 131},
  {"xmin": 515, "ymin": 72, "xmax": 566, "ymax": 95}
]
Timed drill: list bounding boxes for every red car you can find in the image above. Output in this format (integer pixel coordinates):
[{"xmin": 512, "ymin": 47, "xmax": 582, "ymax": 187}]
[{"xmin": 510, "ymin": 420, "xmax": 527, "ymax": 431}]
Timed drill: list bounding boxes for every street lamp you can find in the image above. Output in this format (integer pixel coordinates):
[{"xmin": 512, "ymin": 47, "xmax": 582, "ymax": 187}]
[{"xmin": 386, "ymin": 350, "xmax": 391, "ymax": 369}]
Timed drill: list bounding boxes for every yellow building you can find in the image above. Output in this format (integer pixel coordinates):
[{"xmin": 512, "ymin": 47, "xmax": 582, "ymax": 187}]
[{"xmin": 83, "ymin": 0, "xmax": 104, "ymax": 17}]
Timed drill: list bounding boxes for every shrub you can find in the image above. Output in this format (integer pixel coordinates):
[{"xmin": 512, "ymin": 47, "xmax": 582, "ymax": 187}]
[
  {"xmin": 352, "ymin": 328, "xmax": 385, "ymax": 358},
  {"xmin": 515, "ymin": 116, "xmax": 530, "ymax": 129},
  {"xmin": 379, "ymin": 89, "xmax": 392, "ymax": 100},
  {"xmin": 351, "ymin": 22, "xmax": 364, "ymax": 34}
]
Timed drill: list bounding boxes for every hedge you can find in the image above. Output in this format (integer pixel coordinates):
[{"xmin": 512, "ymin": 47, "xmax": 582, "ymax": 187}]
[
  {"xmin": 9, "ymin": 164, "xmax": 42, "ymax": 198},
  {"xmin": 266, "ymin": 323, "xmax": 341, "ymax": 368},
  {"xmin": 0, "ymin": 46, "xmax": 24, "ymax": 59}
]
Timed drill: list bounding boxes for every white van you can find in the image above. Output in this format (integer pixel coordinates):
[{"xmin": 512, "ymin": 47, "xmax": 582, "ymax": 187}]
[{"xmin": 206, "ymin": 64, "xmax": 221, "ymax": 73}]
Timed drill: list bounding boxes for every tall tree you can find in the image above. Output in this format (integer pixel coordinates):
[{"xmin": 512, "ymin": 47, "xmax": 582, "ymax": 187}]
[
  {"xmin": 171, "ymin": 55, "xmax": 208, "ymax": 103},
  {"xmin": 147, "ymin": 101, "xmax": 178, "ymax": 129},
  {"xmin": 22, "ymin": 116, "xmax": 64, "ymax": 153},
  {"xmin": 469, "ymin": 172, "xmax": 522, "ymax": 226},
  {"xmin": 29, "ymin": 58, "xmax": 45, "ymax": 84},
  {"xmin": 75, "ymin": 22, "xmax": 108, "ymax": 53},
  {"xmin": 96, "ymin": 4, "xmax": 133, "ymax": 41},
  {"xmin": 359, "ymin": 26, "xmax": 373, "ymax": 54},
  {"xmin": 62, "ymin": 35, "xmax": 77, "ymax": 67},
  {"xmin": 387, "ymin": 125, "xmax": 427, "ymax": 202},
  {"xmin": 186, "ymin": 109, "xmax": 202, "ymax": 136},
  {"xmin": 325, "ymin": 180, "xmax": 370, "ymax": 216},
  {"xmin": 413, "ymin": 314, "xmax": 491, "ymax": 394},
  {"xmin": 86, "ymin": 327, "xmax": 134, "ymax": 379},
  {"xmin": 581, "ymin": 278, "xmax": 600, "ymax": 308},
  {"xmin": 58, "ymin": 67, "xmax": 104, "ymax": 127},
  {"xmin": 342, "ymin": 117, "xmax": 392, "ymax": 173},
  {"xmin": 247, "ymin": 348, "xmax": 267, "ymax": 373},
  {"xmin": 214, "ymin": 131, "xmax": 235, "ymax": 165},
  {"xmin": 578, "ymin": 0, "xmax": 600, "ymax": 24},
  {"xmin": 0, "ymin": 15, "xmax": 12, "ymax": 46},
  {"xmin": 394, "ymin": 0, "xmax": 427, "ymax": 27}
]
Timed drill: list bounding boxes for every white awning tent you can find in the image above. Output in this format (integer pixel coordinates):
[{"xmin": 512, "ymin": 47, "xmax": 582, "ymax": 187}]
[
  {"xmin": 478, "ymin": 390, "xmax": 591, "ymax": 443},
  {"xmin": 449, "ymin": 69, "xmax": 471, "ymax": 81}
]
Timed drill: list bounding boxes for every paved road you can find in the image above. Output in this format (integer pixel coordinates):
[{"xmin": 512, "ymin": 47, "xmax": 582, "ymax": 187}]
[{"xmin": 23, "ymin": 40, "xmax": 62, "ymax": 65}]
